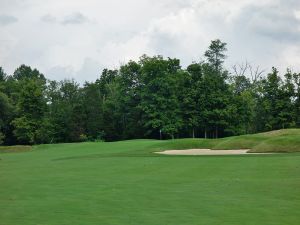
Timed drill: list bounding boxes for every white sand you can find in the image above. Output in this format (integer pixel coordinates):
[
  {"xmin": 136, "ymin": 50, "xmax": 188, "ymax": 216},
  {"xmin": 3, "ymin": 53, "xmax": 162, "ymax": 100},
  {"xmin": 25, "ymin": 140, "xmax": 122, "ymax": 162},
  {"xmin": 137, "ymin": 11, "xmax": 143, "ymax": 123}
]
[{"xmin": 156, "ymin": 149, "xmax": 271, "ymax": 155}]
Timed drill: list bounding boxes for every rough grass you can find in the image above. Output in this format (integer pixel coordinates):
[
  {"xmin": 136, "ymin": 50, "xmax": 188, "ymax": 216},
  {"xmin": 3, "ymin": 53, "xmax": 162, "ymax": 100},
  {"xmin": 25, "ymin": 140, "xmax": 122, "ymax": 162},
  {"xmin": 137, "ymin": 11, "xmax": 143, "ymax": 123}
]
[{"xmin": 0, "ymin": 145, "xmax": 32, "ymax": 153}]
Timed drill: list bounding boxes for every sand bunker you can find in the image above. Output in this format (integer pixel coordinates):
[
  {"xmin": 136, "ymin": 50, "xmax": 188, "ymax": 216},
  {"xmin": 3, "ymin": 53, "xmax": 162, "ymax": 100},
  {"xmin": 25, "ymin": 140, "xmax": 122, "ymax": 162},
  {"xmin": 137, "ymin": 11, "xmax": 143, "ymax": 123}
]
[{"xmin": 156, "ymin": 149, "xmax": 270, "ymax": 155}]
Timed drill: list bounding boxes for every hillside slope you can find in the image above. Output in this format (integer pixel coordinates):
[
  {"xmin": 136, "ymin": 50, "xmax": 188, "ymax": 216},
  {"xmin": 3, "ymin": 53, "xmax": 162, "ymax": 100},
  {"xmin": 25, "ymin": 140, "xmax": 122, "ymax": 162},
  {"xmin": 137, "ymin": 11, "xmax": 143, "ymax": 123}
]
[
  {"xmin": 151, "ymin": 129, "xmax": 300, "ymax": 153},
  {"xmin": 1, "ymin": 129, "xmax": 300, "ymax": 154}
]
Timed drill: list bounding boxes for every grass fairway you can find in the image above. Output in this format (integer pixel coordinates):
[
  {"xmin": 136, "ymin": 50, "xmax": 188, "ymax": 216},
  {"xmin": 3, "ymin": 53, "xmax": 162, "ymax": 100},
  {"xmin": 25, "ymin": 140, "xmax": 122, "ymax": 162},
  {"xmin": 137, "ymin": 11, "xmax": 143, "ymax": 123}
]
[{"xmin": 1, "ymin": 133, "xmax": 300, "ymax": 224}]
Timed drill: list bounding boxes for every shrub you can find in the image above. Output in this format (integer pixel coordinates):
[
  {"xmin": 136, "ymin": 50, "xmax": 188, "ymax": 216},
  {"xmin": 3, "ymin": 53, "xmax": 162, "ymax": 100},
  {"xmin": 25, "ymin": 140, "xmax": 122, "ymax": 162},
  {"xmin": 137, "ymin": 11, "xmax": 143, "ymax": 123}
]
[{"xmin": 79, "ymin": 134, "xmax": 88, "ymax": 142}]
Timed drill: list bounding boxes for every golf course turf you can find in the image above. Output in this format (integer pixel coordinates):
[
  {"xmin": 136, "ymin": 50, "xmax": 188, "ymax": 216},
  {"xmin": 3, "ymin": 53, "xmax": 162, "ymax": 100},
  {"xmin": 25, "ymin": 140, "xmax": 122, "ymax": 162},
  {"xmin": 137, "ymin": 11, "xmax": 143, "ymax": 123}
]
[{"xmin": 1, "ymin": 130, "xmax": 300, "ymax": 225}]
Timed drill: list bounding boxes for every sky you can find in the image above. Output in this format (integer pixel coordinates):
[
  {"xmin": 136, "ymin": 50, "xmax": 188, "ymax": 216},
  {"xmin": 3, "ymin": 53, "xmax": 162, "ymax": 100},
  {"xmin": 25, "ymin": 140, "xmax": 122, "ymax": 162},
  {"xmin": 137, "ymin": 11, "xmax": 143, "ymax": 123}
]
[{"xmin": 0, "ymin": 0, "xmax": 300, "ymax": 82}]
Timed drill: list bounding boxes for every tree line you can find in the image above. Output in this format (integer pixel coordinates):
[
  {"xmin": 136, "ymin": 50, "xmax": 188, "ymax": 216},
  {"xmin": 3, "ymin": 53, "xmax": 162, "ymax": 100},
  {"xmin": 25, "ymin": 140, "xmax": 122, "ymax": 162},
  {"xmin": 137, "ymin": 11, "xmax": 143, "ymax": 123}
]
[{"xmin": 1, "ymin": 39, "xmax": 300, "ymax": 145}]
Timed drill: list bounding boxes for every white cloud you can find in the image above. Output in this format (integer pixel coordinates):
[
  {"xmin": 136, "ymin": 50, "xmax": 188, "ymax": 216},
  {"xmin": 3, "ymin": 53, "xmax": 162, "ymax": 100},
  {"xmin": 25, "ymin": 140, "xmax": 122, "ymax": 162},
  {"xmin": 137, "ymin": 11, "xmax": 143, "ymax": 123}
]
[
  {"xmin": 41, "ymin": 14, "xmax": 57, "ymax": 23},
  {"xmin": 0, "ymin": 0, "xmax": 300, "ymax": 82},
  {"xmin": 0, "ymin": 14, "xmax": 18, "ymax": 25},
  {"xmin": 61, "ymin": 12, "xmax": 89, "ymax": 25}
]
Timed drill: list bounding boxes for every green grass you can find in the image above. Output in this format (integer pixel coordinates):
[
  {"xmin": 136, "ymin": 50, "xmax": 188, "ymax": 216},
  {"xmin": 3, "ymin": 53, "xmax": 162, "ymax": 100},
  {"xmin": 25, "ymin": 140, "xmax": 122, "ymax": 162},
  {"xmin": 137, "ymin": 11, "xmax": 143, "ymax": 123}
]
[{"xmin": 0, "ymin": 130, "xmax": 300, "ymax": 225}]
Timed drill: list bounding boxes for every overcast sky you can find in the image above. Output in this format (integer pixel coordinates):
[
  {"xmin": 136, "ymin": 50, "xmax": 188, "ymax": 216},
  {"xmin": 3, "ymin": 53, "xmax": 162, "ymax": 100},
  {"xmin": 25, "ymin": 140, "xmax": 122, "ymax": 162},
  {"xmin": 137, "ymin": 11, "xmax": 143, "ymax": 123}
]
[{"xmin": 1, "ymin": 0, "xmax": 300, "ymax": 82}]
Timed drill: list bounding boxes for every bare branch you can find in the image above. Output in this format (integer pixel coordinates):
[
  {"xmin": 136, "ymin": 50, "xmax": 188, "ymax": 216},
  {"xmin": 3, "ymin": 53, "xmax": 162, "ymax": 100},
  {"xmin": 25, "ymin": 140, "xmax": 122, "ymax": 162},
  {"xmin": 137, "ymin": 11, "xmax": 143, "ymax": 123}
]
[
  {"xmin": 231, "ymin": 61, "xmax": 266, "ymax": 84},
  {"xmin": 249, "ymin": 65, "xmax": 265, "ymax": 83},
  {"xmin": 232, "ymin": 61, "xmax": 250, "ymax": 77}
]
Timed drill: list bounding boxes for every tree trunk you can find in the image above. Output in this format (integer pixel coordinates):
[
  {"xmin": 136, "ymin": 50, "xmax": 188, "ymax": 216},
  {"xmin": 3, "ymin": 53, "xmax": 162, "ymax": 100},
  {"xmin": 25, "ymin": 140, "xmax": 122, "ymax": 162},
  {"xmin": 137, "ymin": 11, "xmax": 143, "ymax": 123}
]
[
  {"xmin": 215, "ymin": 126, "xmax": 218, "ymax": 139},
  {"xmin": 192, "ymin": 128, "xmax": 195, "ymax": 139},
  {"xmin": 204, "ymin": 128, "xmax": 207, "ymax": 139}
]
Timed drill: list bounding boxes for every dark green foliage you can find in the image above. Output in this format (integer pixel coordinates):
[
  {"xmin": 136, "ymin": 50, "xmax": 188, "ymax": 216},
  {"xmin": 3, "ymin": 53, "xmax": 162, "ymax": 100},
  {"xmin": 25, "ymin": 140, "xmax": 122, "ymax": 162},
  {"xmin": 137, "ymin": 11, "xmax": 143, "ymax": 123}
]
[
  {"xmin": 10, "ymin": 72, "xmax": 47, "ymax": 144},
  {"xmin": 0, "ymin": 92, "xmax": 13, "ymax": 144},
  {"xmin": 1, "ymin": 40, "xmax": 300, "ymax": 144},
  {"xmin": 293, "ymin": 72, "xmax": 300, "ymax": 126},
  {"xmin": 0, "ymin": 67, "xmax": 6, "ymax": 83},
  {"xmin": 256, "ymin": 68, "xmax": 295, "ymax": 130},
  {"xmin": 81, "ymin": 82, "xmax": 103, "ymax": 140},
  {"xmin": 182, "ymin": 63, "xmax": 203, "ymax": 138},
  {"xmin": 13, "ymin": 64, "xmax": 46, "ymax": 81},
  {"xmin": 139, "ymin": 56, "xmax": 184, "ymax": 139},
  {"xmin": 47, "ymin": 79, "xmax": 85, "ymax": 143},
  {"xmin": 204, "ymin": 39, "xmax": 227, "ymax": 71}
]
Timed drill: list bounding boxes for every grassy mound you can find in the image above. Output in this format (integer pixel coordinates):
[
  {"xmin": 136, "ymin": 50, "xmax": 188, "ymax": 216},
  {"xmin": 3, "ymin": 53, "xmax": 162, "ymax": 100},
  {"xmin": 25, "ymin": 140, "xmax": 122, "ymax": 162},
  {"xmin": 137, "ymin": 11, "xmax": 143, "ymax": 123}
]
[
  {"xmin": 153, "ymin": 129, "xmax": 300, "ymax": 153},
  {"xmin": 213, "ymin": 129, "xmax": 300, "ymax": 153}
]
